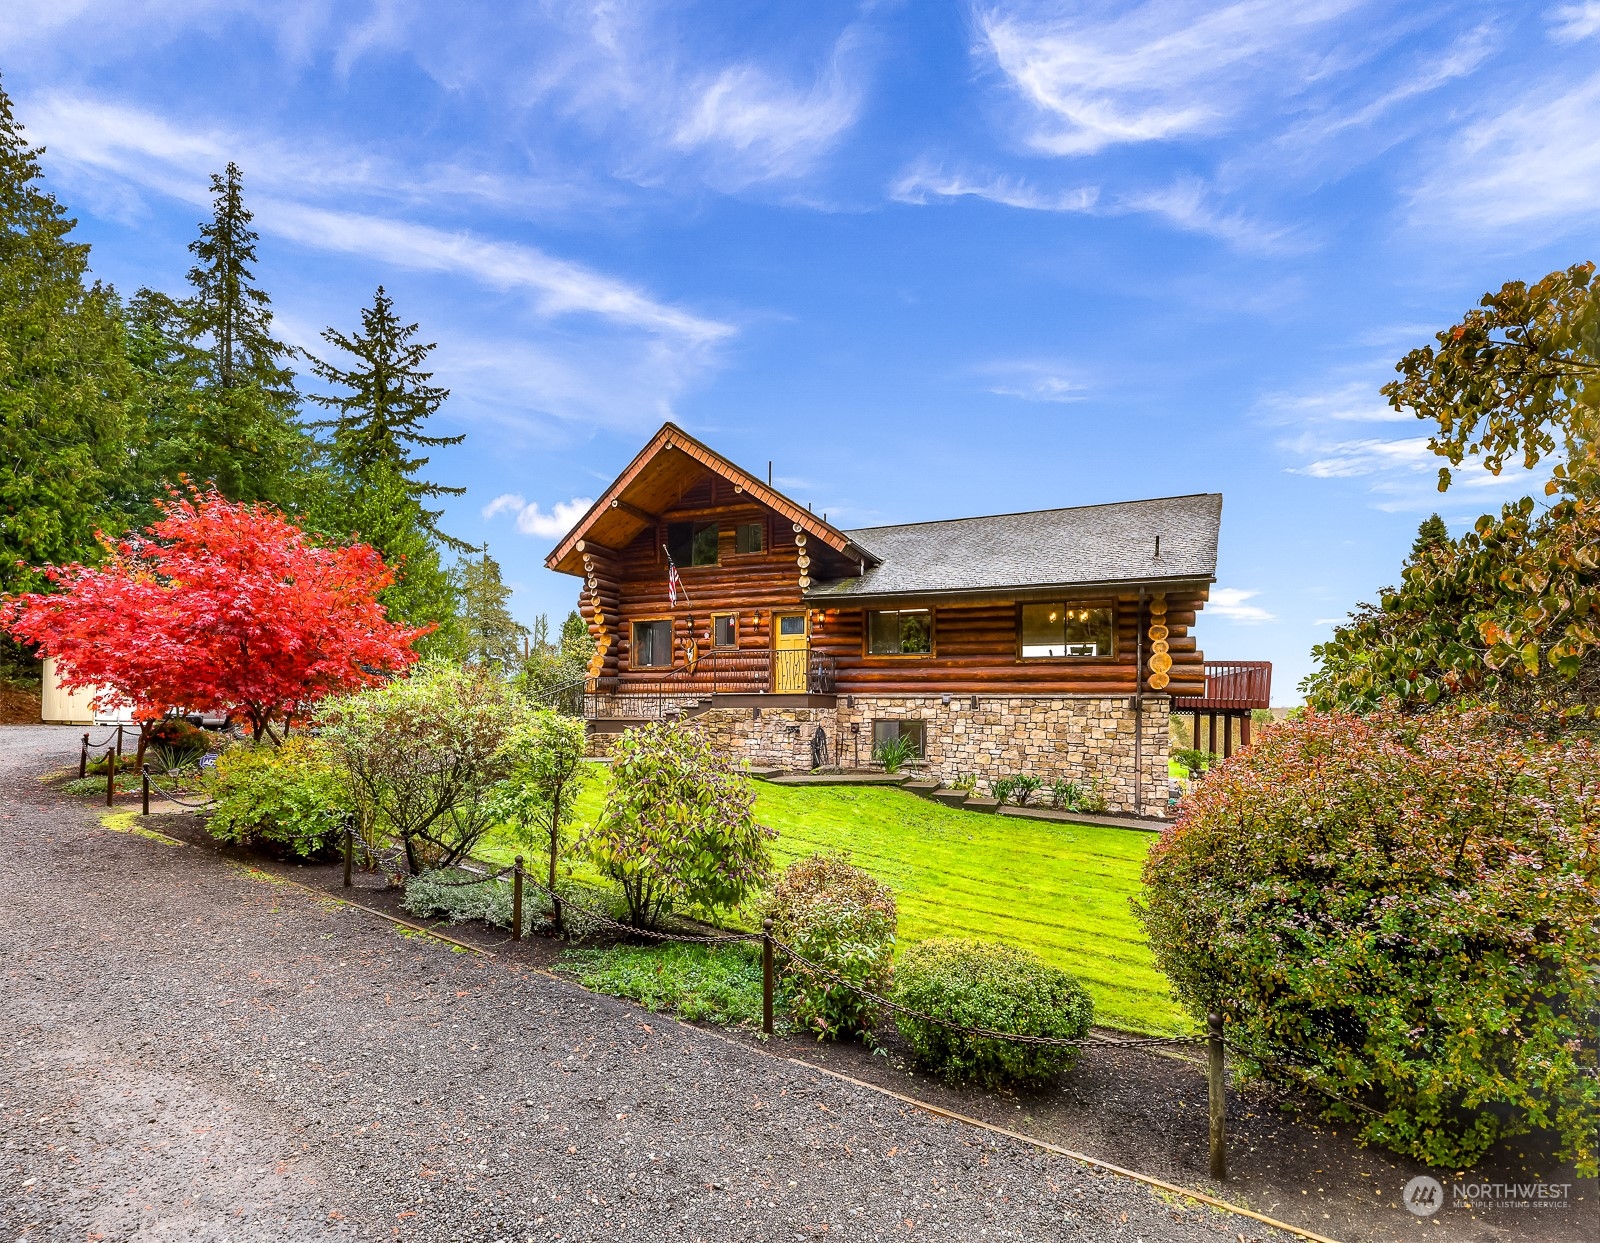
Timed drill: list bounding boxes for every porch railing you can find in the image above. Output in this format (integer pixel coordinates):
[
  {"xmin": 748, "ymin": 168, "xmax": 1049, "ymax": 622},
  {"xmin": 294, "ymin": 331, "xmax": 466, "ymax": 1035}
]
[
  {"xmin": 1170, "ymin": 661, "xmax": 1272, "ymax": 711},
  {"xmin": 530, "ymin": 649, "xmax": 838, "ymax": 720}
]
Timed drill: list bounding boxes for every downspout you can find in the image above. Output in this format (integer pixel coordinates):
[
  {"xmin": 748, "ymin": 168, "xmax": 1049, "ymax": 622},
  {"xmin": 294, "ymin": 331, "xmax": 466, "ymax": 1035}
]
[{"xmin": 1134, "ymin": 585, "xmax": 1145, "ymax": 816}]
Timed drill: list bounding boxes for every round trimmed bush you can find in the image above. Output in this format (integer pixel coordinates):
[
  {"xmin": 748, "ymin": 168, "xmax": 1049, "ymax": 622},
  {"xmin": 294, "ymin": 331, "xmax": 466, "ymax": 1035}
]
[
  {"xmin": 207, "ymin": 736, "xmax": 352, "ymax": 858},
  {"xmin": 1139, "ymin": 708, "xmax": 1600, "ymax": 1175},
  {"xmin": 892, "ymin": 938, "xmax": 1094, "ymax": 1088},
  {"xmin": 765, "ymin": 853, "xmax": 896, "ymax": 1041}
]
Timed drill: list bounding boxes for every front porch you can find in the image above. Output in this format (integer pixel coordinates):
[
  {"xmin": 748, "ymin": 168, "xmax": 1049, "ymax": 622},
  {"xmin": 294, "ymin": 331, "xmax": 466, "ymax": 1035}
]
[{"xmin": 548, "ymin": 648, "xmax": 838, "ymax": 725}]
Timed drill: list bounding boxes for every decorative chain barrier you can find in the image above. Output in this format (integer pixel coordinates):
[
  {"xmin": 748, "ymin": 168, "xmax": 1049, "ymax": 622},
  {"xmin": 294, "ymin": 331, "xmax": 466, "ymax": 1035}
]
[{"xmin": 142, "ymin": 766, "xmax": 217, "ymax": 810}]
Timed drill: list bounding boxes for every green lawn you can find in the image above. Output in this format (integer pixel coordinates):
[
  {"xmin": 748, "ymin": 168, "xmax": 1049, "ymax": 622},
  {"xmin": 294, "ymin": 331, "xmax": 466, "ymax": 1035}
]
[{"xmin": 482, "ymin": 763, "xmax": 1183, "ymax": 1035}]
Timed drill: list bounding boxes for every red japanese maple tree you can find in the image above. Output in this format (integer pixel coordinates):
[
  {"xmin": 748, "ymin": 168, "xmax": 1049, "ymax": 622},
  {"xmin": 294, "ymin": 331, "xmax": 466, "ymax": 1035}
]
[{"xmin": 3, "ymin": 489, "xmax": 425, "ymax": 749}]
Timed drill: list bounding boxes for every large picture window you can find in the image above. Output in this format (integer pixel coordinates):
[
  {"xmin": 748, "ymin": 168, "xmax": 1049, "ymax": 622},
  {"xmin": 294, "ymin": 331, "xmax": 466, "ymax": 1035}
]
[
  {"xmin": 1020, "ymin": 604, "xmax": 1114, "ymax": 658},
  {"xmin": 632, "ymin": 619, "xmax": 673, "ymax": 668},
  {"xmin": 666, "ymin": 522, "xmax": 719, "ymax": 567},
  {"xmin": 867, "ymin": 609, "xmax": 932, "ymax": 655}
]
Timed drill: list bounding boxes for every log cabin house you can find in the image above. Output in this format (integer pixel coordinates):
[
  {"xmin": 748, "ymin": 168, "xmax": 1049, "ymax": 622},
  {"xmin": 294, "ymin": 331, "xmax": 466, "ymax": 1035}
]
[{"xmin": 546, "ymin": 423, "xmax": 1254, "ymax": 817}]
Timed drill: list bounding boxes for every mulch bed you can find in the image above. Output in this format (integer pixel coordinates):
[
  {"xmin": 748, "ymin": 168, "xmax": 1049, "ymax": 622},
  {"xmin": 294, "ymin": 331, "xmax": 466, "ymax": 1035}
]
[{"xmin": 93, "ymin": 789, "xmax": 1599, "ymax": 1243}]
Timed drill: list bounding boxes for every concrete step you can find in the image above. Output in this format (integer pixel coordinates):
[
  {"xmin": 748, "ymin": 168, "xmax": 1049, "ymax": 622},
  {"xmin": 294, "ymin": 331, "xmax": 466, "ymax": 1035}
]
[
  {"xmin": 962, "ymin": 796, "xmax": 1001, "ymax": 814},
  {"xmin": 930, "ymin": 788, "xmax": 970, "ymax": 809},
  {"xmin": 902, "ymin": 779, "xmax": 941, "ymax": 798}
]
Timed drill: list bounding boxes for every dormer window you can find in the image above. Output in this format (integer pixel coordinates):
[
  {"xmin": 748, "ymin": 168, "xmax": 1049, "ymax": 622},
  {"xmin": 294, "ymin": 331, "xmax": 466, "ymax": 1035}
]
[
  {"xmin": 735, "ymin": 522, "xmax": 765, "ymax": 554},
  {"xmin": 667, "ymin": 522, "xmax": 719, "ymax": 567}
]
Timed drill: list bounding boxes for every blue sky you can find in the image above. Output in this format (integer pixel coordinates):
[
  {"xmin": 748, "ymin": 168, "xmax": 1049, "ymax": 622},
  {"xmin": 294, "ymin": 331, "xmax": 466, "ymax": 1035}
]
[{"xmin": 5, "ymin": 1, "xmax": 1597, "ymax": 700}]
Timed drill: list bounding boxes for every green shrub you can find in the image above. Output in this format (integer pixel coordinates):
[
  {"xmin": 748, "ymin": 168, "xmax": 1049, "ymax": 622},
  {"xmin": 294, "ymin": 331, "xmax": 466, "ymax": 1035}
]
[
  {"xmin": 873, "ymin": 733, "xmax": 917, "ymax": 773},
  {"xmin": 1139, "ymin": 708, "xmax": 1600, "ymax": 1175},
  {"xmin": 585, "ymin": 722, "xmax": 774, "ymax": 928},
  {"xmin": 207, "ymin": 737, "xmax": 351, "ymax": 858},
  {"xmin": 558, "ymin": 942, "xmax": 767, "ymax": 1028},
  {"xmin": 319, "ymin": 661, "xmax": 520, "ymax": 874},
  {"xmin": 764, "ymin": 853, "xmax": 897, "ymax": 1041},
  {"xmin": 402, "ymin": 867, "xmax": 603, "ymax": 939},
  {"xmin": 1171, "ymin": 747, "xmax": 1216, "ymax": 774},
  {"xmin": 146, "ymin": 717, "xmax": 209, "ymax": 772},
  {"xmin": 892, "ymin": 937, "xmax": 1094, "ymax": 1089},
  {"xmin": 1048, "ymin": 778, "xmax": 1081, "ymax": 811}
]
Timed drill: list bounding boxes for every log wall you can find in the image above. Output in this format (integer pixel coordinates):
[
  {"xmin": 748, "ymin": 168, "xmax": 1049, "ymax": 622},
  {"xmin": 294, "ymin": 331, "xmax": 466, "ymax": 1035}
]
[{"xmin": 569, "ymin": 495, "xmax": 1208, "ymax": 698}]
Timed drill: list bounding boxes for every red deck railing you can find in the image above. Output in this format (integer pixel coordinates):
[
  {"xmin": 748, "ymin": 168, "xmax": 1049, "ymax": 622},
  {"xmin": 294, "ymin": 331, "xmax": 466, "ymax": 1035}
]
[{"xmin": 1170, "ymin": 661, "xmax": 1272, "ymax": 712}]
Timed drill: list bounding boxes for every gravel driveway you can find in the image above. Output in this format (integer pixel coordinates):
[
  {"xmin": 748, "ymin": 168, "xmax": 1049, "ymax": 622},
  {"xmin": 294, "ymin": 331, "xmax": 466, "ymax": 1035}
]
[{"xmin": 2, "ymin": 725, "xmax": 1266, "ymax": 1242}]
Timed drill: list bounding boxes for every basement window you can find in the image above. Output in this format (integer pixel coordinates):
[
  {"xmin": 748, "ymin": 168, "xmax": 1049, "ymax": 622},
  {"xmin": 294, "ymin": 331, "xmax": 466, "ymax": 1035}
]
[
  {"xmin": 1020, "ymin": 604, "xmax": 1114, "ymax": 658},
  {"xmin": 873, "ymin": 719, "xmax": 925, "ymax": 758}
]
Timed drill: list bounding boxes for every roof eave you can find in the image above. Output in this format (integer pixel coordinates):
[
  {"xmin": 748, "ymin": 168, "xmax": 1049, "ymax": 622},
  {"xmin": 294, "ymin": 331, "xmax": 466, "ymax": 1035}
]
[{"xmin": 803, "ymin": 571, "xmax": 1217, "ymax": 606}]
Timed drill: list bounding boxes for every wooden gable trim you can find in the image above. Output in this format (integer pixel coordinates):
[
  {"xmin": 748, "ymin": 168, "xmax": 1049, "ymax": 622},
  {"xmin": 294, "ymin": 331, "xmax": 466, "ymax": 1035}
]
[{"xmin": 545, "ymin": 422, "xmax": 874, "ymax": 573}]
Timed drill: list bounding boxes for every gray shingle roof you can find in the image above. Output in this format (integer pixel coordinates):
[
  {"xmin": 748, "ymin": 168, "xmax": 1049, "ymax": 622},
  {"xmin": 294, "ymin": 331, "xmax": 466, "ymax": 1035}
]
[{"xmin": 805, "ymin": 494, "xmax": 1222, "ymax": 601}]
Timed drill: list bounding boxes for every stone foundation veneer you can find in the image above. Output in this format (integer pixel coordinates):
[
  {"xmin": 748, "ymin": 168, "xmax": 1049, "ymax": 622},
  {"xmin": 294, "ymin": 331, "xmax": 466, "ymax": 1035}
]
[{"xmin": 589, "ymin": 694, "xmax": 1173, "ymax": 817}]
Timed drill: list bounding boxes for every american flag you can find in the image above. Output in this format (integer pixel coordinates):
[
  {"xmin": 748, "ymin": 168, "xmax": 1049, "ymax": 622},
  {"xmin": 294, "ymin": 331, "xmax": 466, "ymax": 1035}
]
[{"xmin": 667, "ymin": 559, "xmax": 681, "ymax": 607}]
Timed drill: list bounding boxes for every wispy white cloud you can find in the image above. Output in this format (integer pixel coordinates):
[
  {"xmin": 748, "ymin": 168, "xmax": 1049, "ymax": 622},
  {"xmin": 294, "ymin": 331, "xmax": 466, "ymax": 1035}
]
[
  {"xmin": 892, "ymin": 162, "xmax": 1297, "ymax": 252},
  {"xmin": 1209, "ymin": 587, "xmax": 1275, "ymax": 623},
  {"xmin": 970, "ymin": 359, "xmax": 1090, "ymax": 403},
  {"xmin": 1290, "ymin": 436, "xmax": 1434, "ymax": 479},
  {"xmin": 1257, "ymin": 378, "xmax": 1412, "ymax": 427},
  {"xmin": 1406, "ymin": 72, "xmax": 1600, "ymax": 233},
  {"xmin": 672, "ymin": 32, "xmax": 866, "ymax": 189},
  {"xmin": 890, "ymin": 163, "xmax": 1099, "ymax": 212},
  {"xmin": 1549, "ymin": 2, "xmax": 1600, "ymax": 42},
  {"xmin": 264, "ymin": 201, "xmax": 732, "ymax": 345},
  {"xmin": 974, "ymin": 0, "xmax": 1362, "ymax": 156},
  {"xmin": 483, "ymin": 494, "xmax": 594, "ymax": 540}
]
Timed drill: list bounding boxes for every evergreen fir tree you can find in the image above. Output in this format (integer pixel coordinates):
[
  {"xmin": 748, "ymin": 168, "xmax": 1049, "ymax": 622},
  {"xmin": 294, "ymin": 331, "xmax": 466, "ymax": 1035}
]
[
  {"xmin": 308, "ymin": 285, "xmax": 465, "ymax": 547},
  {"xmin": 297, "ymin": 460, "xmax": 464, "ymax": 661},
  {"xmin": 1409, "ymin": 513, "xmax": 1451, "ymax": 562},
  {"xmin": 453, "ymin": 547, "xmax": 527, "ymax": 668},
  {"xmin": 0, "ymin": 76, "xmax": 136, "ymax": 594},
  {"xmin": 150, "ymin": 161, "xmax": 308, "ymax": 503}
]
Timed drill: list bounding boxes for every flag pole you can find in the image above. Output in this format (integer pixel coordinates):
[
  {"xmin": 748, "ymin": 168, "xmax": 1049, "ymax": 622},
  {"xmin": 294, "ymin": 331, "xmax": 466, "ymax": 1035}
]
[{"xmin": 662, "ymin": 544, "xmax": 693, "ymax": 607}]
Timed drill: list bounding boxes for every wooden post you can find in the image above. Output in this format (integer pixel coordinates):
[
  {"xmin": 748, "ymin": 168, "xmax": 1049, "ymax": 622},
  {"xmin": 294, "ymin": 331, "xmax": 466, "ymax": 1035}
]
[
  {"xmin": 1240, "ymin": 712, "xmax": 1252, "ymax": 748},
  {"xmin": 762, "ymin": 919, "xmax": 774, "ymax": 1037},
  {"xmin": 343, "ymin": 828, "xmax": 354, "ymax": 888},
  {"xmin": 104, "ymin": 748, "xmax": 115, "ymax": 806},
  {"xmin": 79, "ymin": 733, "xmax": 89, "ymax": 780},
  {"xmin": 1207, "ymin": 712, "xmax": 1217, "ymax": 758},
  {"xmin": 1223, "ymin": 715, "xmax": 1234, "ymax": 759},
  {"xmin": 115, "ymin": 723, "xmax": 124, "ymax": 770},
  {"xmin": 512, "ymin": 856, "xmax": 524, "ymax": 942},
  {"xmin": 1208, "ymin": 1012, "xmax": 1226, "ymax": 1182},
  {"xmin": 141, "ymin": 764, "xmax": 150, "ymax": 816}
]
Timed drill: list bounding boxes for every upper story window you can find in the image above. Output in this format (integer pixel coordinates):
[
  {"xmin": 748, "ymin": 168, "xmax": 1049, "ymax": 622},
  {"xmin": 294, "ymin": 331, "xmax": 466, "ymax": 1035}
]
[
  {"xmin": 667, "ymin": 522, "xmax": 719, "ymax": 567},
  {"xmin": 1020, "ymin": 604, "xmax": 1114, "ymax": 658},
  {"xmin": 735, "ymin": 522, "xmax": 765, "ymax": 554},
  {"xmin": 632, "ymin": 619, "xmax": 673, "ymax": 668},
  {"xmin": 868, "ymin": 608, "xmax": 932, "ymax": 655}
]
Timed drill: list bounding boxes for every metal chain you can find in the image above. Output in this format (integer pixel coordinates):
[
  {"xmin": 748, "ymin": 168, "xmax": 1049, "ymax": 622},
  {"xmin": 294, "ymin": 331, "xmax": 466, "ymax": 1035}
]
[
  {"xmin": 143, "ymin": 771, "xmax": 217, "ymax": 809},
  {"xmin": 771, "ymin": 936, "xmax": 1201, "ymax": 1050},
  {"xmin": 515, "ymin": 871, "xmax": 758, "ymax": 944},
  {"xmin": 413, "ymin": 863, "xmax": 517, "ymax": 889}
]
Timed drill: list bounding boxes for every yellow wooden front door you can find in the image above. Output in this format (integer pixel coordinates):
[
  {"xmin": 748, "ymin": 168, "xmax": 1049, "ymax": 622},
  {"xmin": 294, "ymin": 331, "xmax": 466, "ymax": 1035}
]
[{"xmin": 773, "ymin": 612, "xmax": 809, "ymax": 693}]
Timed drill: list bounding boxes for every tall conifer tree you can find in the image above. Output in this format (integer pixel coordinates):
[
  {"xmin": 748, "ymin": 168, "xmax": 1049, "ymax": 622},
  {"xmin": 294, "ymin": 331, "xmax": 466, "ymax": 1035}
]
[
  {"xmin": 309, "ymin": 286, "xmax": 465, "ymax": 547},
  {"xmin": 141, "ymin": 161, "xmax": 308, "ymax": 504},
  {"xmin": 0, "ymin": 76, "xmax": 135, "ymax": 594},
  {"xmin": 454, "ymin": 548, "xmax": 526, "ymax": 668}
]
